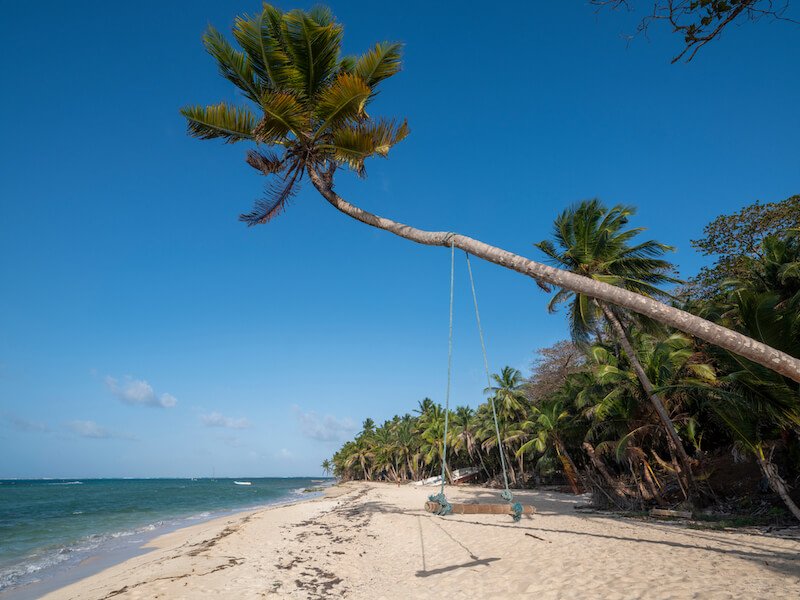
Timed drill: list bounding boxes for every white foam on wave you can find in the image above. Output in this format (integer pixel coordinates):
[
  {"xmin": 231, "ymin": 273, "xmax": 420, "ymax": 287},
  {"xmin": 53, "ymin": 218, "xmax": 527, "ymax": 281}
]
[
  {"xmin": 47, "ymin": 481, "xmax": 83, "ymax": 485},
  {"xmin": 186, "ymin": 511, "xmax": 212, "ymax": 521},
  {"xmin": 0, "ymin": 519, "xmax": 170, "ymax": 592}
]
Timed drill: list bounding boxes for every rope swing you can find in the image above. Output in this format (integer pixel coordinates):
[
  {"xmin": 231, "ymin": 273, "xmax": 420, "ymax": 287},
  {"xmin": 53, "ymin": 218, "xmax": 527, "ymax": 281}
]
[{"xmin": 427, "ymin": 241, "xmax": 528, "ymax": 522}]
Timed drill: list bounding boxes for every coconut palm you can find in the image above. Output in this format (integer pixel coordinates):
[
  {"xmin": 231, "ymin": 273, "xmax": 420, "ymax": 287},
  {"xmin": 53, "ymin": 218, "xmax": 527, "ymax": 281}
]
[
  {"xmin": 711, "ymin": 396, "xmax": 800, "ymax": 521},
  {"xmin": 419, "ymin": 407, "xmax": 455, "ymax": 480},
  {"xmin": 535, "ymin": 200, "xmax": 697, "ymax": 489},
  {"xmin": 321, "ymin": 458, "xmax": 332, "ymax": 476},
  {"xmin": 476, "ymin": 403, "xmax": 524, "ymax": 485},
  {"xmin": 343, "ymin": 438, "xmax": 374, "ymax": 481},
  {"xmin": 182, "ymin": 4, "xmax": 800, "ymax": 383},
  {"xmin": 452, "ymin": 406, "xmax": 490, "ymax": 477},
  {"xmin": 518, "ymin": 399, "xmax": 583, "ymax": 494},
  {"xmin": 485, "ymin": 367, "xmax": 528, "ymax": 420}
]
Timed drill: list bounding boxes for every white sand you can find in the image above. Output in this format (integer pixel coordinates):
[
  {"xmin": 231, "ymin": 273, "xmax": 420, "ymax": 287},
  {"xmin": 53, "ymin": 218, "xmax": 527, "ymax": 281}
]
[{"xmin": 41, "ymin": 482, "xmax": 800, "ymax": 599}]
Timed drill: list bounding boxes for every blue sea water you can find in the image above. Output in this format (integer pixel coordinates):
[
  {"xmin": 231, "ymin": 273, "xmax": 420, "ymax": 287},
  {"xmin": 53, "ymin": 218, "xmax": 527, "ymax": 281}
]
[{"xmin": 0, "ymin": 477, "xmax": 330, "ymax": 594}]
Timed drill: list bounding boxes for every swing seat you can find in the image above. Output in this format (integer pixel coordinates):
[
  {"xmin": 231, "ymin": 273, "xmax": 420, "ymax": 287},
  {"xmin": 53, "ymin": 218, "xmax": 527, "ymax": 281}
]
[{"xmin": 424, "ymin": 501, "xmax": 536, "ymax": 516}]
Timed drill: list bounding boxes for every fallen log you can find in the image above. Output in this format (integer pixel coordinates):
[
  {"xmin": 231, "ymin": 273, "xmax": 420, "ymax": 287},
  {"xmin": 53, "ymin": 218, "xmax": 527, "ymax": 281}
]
[
  {"xmin": 424, "ymin": 501, "xmax": 536, "ymax": 516},
  {"xmin": 650, "ymin": 508, "xmax": 693, "ymax": 519}
]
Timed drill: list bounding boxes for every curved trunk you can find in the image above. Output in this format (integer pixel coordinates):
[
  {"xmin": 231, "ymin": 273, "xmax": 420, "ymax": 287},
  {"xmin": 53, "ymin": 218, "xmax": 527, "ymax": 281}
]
[
  {"xmin": 307, "ymin": 167, "xmax": 800, "ymax": 383},
  {"xmin": 583, "ymin": 442, "xmax": 631, "ymax": 499},
  {"xmin": 597, "ymin": 302, "xmax": 696, "ymax": 493},
  {"xmin": 757, "ymin": 449, "xmax": 800, "ymax": 522},
  {"xmin": 555, "ymin": 437, "xmax": 582, "ymax": 495}
]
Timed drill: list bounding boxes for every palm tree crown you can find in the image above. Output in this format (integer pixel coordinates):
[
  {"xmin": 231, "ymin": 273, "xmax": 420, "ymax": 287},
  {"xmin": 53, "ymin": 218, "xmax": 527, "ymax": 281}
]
[
  {"xmin": 181, "ymin": 4, "xmax": 408, "ymax": 225},
  {"xmin": 535, "ymin": 199, "xmax": 680, "ymax": 340}
]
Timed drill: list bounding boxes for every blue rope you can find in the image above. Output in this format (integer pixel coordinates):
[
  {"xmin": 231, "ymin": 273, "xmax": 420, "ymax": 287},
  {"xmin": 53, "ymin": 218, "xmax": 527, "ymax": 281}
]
[
  {"xmin": 466, "ymin": 253, "xmax": 516, "ymax": 515},
  {"xmin": 430, "ymin": 246, "xmax": 523, "ymax": 522},
  {"xmin": 435, "ymin": 240, "xmax": 456, "ymax": 512},
  {"xmin": 428, "ymin": 492, "xmax": 452, "ymax": 516}
]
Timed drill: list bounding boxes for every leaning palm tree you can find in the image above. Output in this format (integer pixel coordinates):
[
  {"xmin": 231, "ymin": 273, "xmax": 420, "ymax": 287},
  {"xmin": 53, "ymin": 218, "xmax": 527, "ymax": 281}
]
[
  {"xmin": 181, "ymin": 3, "xmax": 800, "ymax": 383},
  {"xmin": 343, "ymin": 438, "xmax": 374, "ymax": 481},
  {"xmin": 535, "ymin": 200, "xmax": 696, "ymax": 490},
  {"xmin": 321, "ymin": 458, "xmax": 332, "ymax": 476}
]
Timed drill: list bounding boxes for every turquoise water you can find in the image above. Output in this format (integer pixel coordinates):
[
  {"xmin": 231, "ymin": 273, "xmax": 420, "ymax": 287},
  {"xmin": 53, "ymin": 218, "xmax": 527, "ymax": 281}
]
[{"xmin": 0, "ymin": 477, "xmax": 330, "ymax": 593}]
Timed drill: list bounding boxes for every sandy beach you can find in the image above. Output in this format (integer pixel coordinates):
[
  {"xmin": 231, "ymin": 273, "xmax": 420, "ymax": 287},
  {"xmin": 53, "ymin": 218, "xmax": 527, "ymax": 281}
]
[{"xmin": 33, "ymin": 482, "xmax": 800, "ymax": 599}]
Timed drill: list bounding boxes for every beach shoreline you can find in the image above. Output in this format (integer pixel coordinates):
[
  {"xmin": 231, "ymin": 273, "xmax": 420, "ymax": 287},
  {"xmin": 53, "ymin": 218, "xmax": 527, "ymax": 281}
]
[
  {"xmin": 20, "ymin": 481, "xmax": 800, "ymax": 599},
  {"xmin": 0, "ymin": 484, "xmax": 332, "ymax": 600}
]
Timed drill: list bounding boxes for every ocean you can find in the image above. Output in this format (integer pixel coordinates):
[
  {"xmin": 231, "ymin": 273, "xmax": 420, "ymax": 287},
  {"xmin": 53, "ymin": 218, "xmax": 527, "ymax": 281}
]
[{"xmin": 0, "ymin": 477, "xmax": 330, "ymax": 596}]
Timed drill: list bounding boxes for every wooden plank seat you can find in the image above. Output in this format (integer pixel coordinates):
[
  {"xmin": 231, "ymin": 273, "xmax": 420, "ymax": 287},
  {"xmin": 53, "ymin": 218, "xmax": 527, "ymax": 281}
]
[{"xmin": 424, "ymin": 501, "xmax": 536, "ymax": 516}]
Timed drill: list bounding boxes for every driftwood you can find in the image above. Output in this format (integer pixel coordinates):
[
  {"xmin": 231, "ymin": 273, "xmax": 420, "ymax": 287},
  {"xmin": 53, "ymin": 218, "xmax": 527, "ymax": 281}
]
[
  {"xmin": 424, "ymin": 501, "xmax": 536, "ymax": 516},
  {"xmin": 650, "ymin": 508, "xmax": 693, "ymax": 519}
]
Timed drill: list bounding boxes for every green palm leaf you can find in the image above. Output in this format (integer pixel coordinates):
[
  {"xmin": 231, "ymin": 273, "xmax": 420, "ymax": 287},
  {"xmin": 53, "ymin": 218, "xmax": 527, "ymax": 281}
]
[
  {"xmin": 314, "ymin": 73, "xmax": 372, "ymax": 133},
  {"xmin": 354, "ymin": 42, "xmax": 403, "ymax": 88},
  {"xmin": 180, "ymin": 103, "xmax": 256, "ymax": 142},
  {"xmin": 202, "ymin": 26, "xmax": 260, "ymax": 103},
  {"xmin": 232, "ymin": 7, "xmax": 301, "ymax": 93},
  {"xmin": 255, "ymin": 92, "xmax": 307, "ymax": 142},
  {"xmin": 283, "ymin": 9, "xmax": 342, "ymax": 98}
]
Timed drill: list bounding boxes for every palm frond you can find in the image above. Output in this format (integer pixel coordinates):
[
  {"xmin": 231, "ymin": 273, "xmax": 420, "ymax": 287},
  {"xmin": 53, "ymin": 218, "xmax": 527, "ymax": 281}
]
[
  {"xmin": 180, "ymin": 103, "xmax": 256, "ymax": 142},
  {"xmin": 239, "ymin": 166, "xmax": 302, "ymax": 225},
  {"xmin": 202, "ymin": 26, "xmax": 261, "ymax": 103},
  {"xmin": 255, "ymin": 92, "xmax": 307, "ymax": 141},
  {"xmin": 232, "ymin": 7, "xmax": 301, "ymax": 92},
  {"xmin": 245, "ymin": 150, "xmax": 284, "ymax": 175},
  {"xmin": 314, "ymin": 73, "xmax": 371, "ymax": 132},
  {"xmin": 354, "ymin": 42, "xmax": 403, "ymax": 88},
  {"xmin": 283, "ymin": 9, "xmax": 342, "ymax": 98},
  {"xmin": 365, "ymin": 118, "xmax": 409, "ymax": 156},
  {"xmin": 327, "ymin": 119, "xmax": 409, "ymax": 174}
]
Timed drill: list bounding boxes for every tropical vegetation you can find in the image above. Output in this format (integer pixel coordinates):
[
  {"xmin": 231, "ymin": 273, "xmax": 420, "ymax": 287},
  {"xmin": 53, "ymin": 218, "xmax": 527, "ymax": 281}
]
[{"xmin": 329, "ymin": 197, "xmax": 800, "ymax": 522}]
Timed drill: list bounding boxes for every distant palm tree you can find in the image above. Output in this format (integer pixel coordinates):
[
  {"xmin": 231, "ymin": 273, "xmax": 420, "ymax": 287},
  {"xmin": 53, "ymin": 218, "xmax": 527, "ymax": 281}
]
[
  {"xmin": 485, "ymin": 367, "xmax": 528, "ymax": 420},
  {"xmin": 360, "ymin": 418, "xmax": 376, "ymax": 438},
  {"xmin": 321, "ymin": 459, "xmax": 332, "ymax": 476},
  {"xmin": 535, "ymin": 200, "xmax": 696, "ymax": 490},
  {"xmin": 181, "ymin": 4, "xmax": 800, "ymax": 383},
  {"xmin": 518, "ymin": 399, "xmax": 583, "ymax": 494},
  {"xmin": 344, "ymin": 438, "xmax": 374, "ymax": 481},
  {"xmin": 452, "ymin": 406, "xmax": 490, "ymax": 477}
]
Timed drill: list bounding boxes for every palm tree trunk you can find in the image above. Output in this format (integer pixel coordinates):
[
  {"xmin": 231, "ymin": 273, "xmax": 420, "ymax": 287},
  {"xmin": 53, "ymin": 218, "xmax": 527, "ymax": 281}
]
[
  {"xmin": 555, "ymin": 438, "xmax": 582, "ymax": 495},
  {"xmin": 597, "ymin": 301, "xmax": 696, "ymax": 492},
  {"xmin": 306, "ymin": 167, "xmax": 800, "ymax": 383},
  {"xmin": 757, "ymin": 449, "xmax": 800, "ymax": 522},
  {"xmin": 640, "ymin": 459, "xmax": 663, "ymax": 505},
  {"xmin": 582, "ymin": 442, "xmax": 631, "ymax": 499},
  {"xmin": 505, "ymin": 448, "xmax": 517, "ymax": 485}
]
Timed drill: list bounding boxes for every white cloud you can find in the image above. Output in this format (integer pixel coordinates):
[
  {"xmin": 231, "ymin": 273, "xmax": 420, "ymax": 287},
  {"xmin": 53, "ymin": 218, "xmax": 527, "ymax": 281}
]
[
  {"xmin": 67, "ymin": 420, "xmax": 135, "ymax": 440},
  {"xmin": 292, "ymin": 406, "xmax": 356, "ymax": 442},
  {"xmin": 200, "ymin": 411, "xmax": 251, "ymax": 429},
  {"xmin": 105, "ymin": 376, "xmax": 177, "ymax": 408},
  {"xmin": 3, "ymin": 414, "xmax": 50, "ymax": 433}
]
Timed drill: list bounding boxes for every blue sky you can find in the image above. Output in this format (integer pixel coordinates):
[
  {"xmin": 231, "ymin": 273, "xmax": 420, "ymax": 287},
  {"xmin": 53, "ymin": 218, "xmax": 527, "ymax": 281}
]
[{"xmin": 1, "ymin": 1, "xmax": 798, "ymax": 478}]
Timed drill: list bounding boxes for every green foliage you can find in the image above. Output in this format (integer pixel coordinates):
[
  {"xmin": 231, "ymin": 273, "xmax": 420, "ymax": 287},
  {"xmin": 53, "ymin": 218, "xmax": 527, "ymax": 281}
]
[
  {"xmin": 535, "ymin": 199, "xmax": 680, "ymax": 341},
  {"xmin": 689, "ymin": 195, "xmax": 800, "ymax": 299},
  {"xmin": 182, "ymin": 4, "xmax": 408, "ymax": 224}
]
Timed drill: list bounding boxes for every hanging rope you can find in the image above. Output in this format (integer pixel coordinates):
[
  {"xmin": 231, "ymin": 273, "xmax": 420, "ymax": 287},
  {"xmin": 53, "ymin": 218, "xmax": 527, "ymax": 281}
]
[
  {"xmin": 428, "ymin": 239, "xmax": 455, "ymax": 516},
  {"xmin": 465, "ymin": 252, "xmax": 522, "ymax": 522},
  {"xmin": 429, "ymin": 246, "xmax": 522, "ymax": 522}
]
